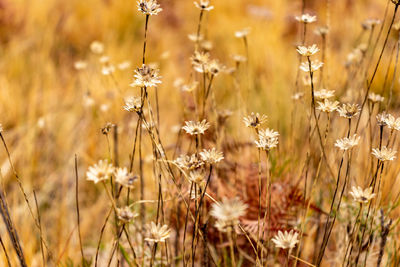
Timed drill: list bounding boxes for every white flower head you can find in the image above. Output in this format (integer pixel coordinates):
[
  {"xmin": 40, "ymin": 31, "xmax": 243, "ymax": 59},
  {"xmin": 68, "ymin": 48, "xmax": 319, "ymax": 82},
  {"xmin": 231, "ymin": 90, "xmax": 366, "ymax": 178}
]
[
  {"xmin": 271, "ymin": 230, "xmax": 299, "ymax": 250},
  {"xmin": 86, "ymin": 160, "xmax": 114, "ymax": 184},
  {"xmin": 334, "ymin": 134, "xmax": 360, "ymax": 151},
  {"xmin": 297, "ymin": 44, "xmax": 319, "ymax": 57},
  {"xmin": 137, "ymin": 0, "xmax": 162, "ymax": 15},
  {"xmin": 349, "ymin": 186, "xmax": 376, "ymax": 203},
  {"xmin": 372, "ymin": 146, "xmax": 397, "ymax": 162}
]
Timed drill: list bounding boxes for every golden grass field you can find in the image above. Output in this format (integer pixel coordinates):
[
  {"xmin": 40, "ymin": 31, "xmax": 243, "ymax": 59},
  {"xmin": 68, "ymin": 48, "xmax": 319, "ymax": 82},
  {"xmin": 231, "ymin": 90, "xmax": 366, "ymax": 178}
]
[{"xmin": 1, "ymin": 0, "xmax": 400, "ymax": 266}]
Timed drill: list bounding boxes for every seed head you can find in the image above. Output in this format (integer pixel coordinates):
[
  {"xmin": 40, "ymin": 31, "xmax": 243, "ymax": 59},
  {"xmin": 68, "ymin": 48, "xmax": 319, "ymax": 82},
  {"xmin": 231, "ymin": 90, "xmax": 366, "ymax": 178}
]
[{"xmin": 175, "ymin": 154, "xmax": 204, "ymax": 170}]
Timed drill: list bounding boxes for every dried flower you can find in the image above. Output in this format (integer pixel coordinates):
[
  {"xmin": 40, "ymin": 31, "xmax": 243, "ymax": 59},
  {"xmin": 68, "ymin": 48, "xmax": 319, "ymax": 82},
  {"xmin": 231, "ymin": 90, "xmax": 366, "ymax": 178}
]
[
  {"xmin": 292, "ymin": 92, "xmax": 304, "ymax": 100},
  {"xmin": 175, "ymin": 154, "xmax": 204, "ymax": 170},
  {"xmin": 377, "ymin": 112, "xmax": 389, "ymax": 126},
  {"xmin": 191, "ymin": 51, "xmax": 210, "ymax": 73},
  {"xmin": 137, "ymin": 0, "xmax": 162, "ymax": 15},
  {"xmin": 210, "ymin": 197, "xmax": 248, "ymax": 232},
  {"xmin": 243, "ymin": 112, "xmax": 268, "ymax": 128},
  {"xmin": 372, "ymin": 147, "xmax": 397, "ymax": 162},
  {"xmin": 145, "ymin": 222, "xmax": 171, "ymax": 243},
  {"xmin": 317, "ymin": 99, "xmax": 339, "ymax": 113},
  {"xmin": 362, "ymin": 19, "xmax": 381, "ymax": 30},
  {"xmin": 232, "ymin": 54, "xmax": 247, "ymax": 63},
  {"xmin": 101, "ymin": 65, "xmax": 115, "ymax": 76},
  {"xmin": 182, "ymin": 120, "xmax": 210, "ymax": 135},
  {"xmin": 117, "ymin": 206, "xmax": 138, "ymax": 223},
  {"xmin": 90, "ymin": 41, "xmax": 104, "ymax": 54},
  {"xmin": 337, "ymin": 103, "xmax": 360, "ymax": 119},
  {"xmin": 188, "ymin": 170, "xmax": 206, "ymax": 185},
  {"xmin": 124, "ymin": 96, "xmax": 142, "ymax": 113},
  {"xmin": 271, "ymin": 230, "xmax": 299, "ymax": 250},
  {"xmin": 300, "ymin": 60, "xmax": 323, "ymax": 72},
  {"xmin": 314, "ymin": 89, "xmax": 335, "ymax": 100},
  {"xmin": 131, "ymin": 64, "xmax": 162, "ymax": 88},
  {"xmin": 194, "ymin": 0, "xmax": 214, "ymax": 11},
  {"xmin": 368, "ymin": 92, "xmax": 384, "ymax": 103},
  {"xmin": 74, "ymin": 60, "xmax": 88, "ymax": 70},
  {"xmin": 199, "ymin": 148, "xmax": 224, "ymax": 164},
  {"xmin": 180, "ymin": 81, "xmax": 199, "ymax": 93},
  {"xmin": 385, "ymin": 114, "xmax": 400, "ymax": 130},
  {"xmin": 255, "ymin": 136, "xmax": 279, "ymax": 151},
  {"xmin": 118, "ymin": 61, "xmax": 131, "ymax": 70},
  {"xmin": 259, "ymin": 128, "xmax": 279, "ymax": 139},
  {"xmin": 349, "ymin": 186, "xmax": 376, "ymax": 203},
  {"xmin": 315, "ymin": 26, "xmax": 329, "ymax": 36},
  {"xmin": 295, "ymin": 14, "xmax": 317, "ymax": 24},
  {"xmin": 0, "ymin": 124, "xmax": 3, "ymax": 133},
  {"xmin": 86, "ymin": 160, "xmax": 114, "ymax": 184},
  {"xmin": 115, "ymin": 167, "xmax": 138, "ymax": 189},
  {"xmin": 335, "ymin": 134, "xmax": 360, "ymax": 151},
  {"xmin": 297, "ymin": 44, "xmax": 319, "ymax": 57},
  {"xmin": 235, "ymin": 28, "xmax": 251, "ymax": 38}
]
